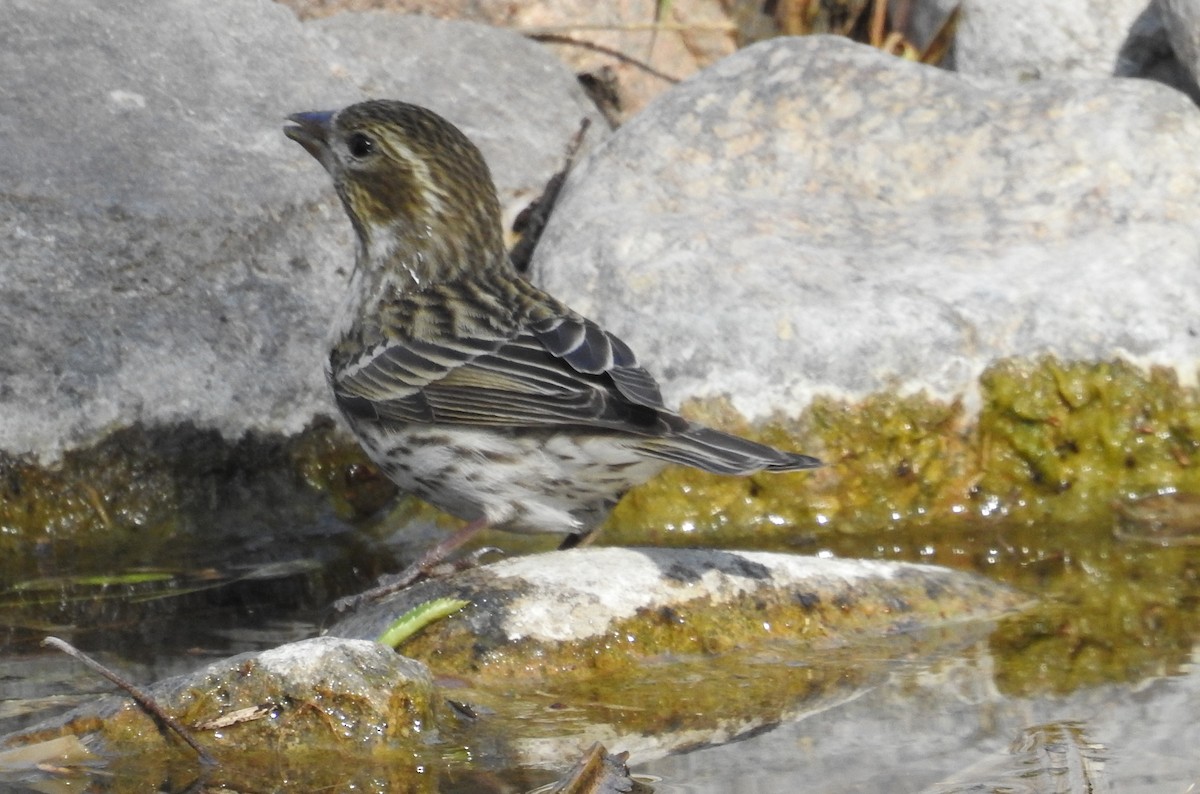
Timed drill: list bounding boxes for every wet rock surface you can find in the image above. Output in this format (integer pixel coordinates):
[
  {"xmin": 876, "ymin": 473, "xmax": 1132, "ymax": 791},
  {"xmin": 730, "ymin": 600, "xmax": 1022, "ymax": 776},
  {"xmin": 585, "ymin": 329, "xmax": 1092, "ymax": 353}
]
[{"xmin": 1, "ymin": 637, "xmax": 438, "ymax": 789}]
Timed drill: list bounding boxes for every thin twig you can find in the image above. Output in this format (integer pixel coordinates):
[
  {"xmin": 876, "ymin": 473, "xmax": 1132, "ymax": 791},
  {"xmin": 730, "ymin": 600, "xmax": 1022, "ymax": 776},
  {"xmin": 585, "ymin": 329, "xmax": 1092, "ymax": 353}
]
[
  {"xmin": 526, "ymin": 33, "xmax": 682, "ymax": 83},
  {"xmin": 521, "ymin": 23, "xmax": 734, "ymax": 34},
  {"xmin": 510, "ymin": 117, "xmax": 592, "ymax": 273},
  {"xmin": 42, "ymin": 636, "xmax": 217, "ymax": 767}
]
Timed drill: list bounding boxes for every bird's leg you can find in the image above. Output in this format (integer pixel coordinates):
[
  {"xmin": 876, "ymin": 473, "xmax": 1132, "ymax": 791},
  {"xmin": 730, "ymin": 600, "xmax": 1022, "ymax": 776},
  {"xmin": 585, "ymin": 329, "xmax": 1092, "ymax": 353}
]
[
  {"xmin": 335, "ymin": 518, "xmax": 490, "ymax": 611},
  {"xmin": 557, "ymin": 528, "xmax": 599, "ymax": 550}
]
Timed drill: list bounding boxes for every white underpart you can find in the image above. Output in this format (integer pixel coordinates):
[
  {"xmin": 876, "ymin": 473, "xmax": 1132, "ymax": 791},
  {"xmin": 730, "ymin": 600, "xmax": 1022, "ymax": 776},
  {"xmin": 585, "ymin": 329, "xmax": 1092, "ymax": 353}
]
[
  {"xmin": 327, "ymin": 252, "xmax": 417, "ymax": 387},
  {"xmin": 362, "ymin": 423, "xmax": 666, "ymax": 534},
  {"xmin": 327, "ymin": 264, "xmax": 367, "ymax": 354},
  {"xmin": 362, "ymin": 222, "xmax": 425, "ymax": 289}
]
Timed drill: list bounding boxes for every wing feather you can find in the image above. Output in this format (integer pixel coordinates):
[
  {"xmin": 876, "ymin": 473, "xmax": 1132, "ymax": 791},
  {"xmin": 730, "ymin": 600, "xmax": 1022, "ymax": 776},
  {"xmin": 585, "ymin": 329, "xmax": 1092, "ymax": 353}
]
[
  {"xmin": 529, "ymin": 316, "xmax": 664, "ymax": 408},
  {"xmin": 328, "ymin": 279, "xmax": 675, "ymax": 434}
]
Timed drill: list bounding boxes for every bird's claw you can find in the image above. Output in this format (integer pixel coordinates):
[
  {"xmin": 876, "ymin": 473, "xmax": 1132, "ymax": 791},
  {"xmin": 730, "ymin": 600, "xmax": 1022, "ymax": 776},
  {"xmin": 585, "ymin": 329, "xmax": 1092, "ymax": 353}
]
[{"xmin": 333, "ymin": 564, "xmax": 426, "ymax": 612}]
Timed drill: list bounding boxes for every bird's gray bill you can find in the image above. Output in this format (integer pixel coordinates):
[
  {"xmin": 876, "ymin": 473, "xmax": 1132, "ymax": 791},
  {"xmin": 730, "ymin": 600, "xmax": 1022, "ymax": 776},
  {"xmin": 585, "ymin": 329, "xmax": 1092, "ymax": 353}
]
[{"xmin": 284, "ymin": 110, "xmax": 335, "ymax": 157}]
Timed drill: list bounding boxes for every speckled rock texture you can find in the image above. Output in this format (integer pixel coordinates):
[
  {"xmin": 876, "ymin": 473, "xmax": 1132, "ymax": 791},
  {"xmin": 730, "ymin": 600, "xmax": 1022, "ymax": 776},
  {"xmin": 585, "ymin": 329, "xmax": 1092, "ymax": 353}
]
[
  {"xmin": 953, "ymin": 0, "xmax": 1148, "ymax": 81},
  {"xmin": 532, "ymin": 35, "xmax": 1200, "ymax": 419}
]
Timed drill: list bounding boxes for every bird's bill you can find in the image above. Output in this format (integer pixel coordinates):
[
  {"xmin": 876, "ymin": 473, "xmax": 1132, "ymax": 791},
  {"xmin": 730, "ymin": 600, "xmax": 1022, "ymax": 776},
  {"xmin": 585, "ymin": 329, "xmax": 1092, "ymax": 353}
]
[{"xmin": 284, "ymin": 110, "xmax": 335, "ymax": 162}]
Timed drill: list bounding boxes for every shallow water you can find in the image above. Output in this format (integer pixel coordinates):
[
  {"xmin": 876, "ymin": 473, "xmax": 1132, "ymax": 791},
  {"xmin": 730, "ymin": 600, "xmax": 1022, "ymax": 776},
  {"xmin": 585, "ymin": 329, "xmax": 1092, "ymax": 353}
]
[
  {"xmin": 639, "ymin": 648, "xmax": 1200, "ymax": 793},
  {"xmin": 2, "ymin": 503, "xmax": 1199, "ymax": 792}
]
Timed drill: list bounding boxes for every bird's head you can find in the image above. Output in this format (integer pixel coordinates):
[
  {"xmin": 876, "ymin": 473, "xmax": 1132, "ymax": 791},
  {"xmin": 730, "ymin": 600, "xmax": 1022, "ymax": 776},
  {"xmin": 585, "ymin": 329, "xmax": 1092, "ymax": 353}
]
[{"xmin": 285, "ymin": 100, "xmax": 507, "ymax": 285}]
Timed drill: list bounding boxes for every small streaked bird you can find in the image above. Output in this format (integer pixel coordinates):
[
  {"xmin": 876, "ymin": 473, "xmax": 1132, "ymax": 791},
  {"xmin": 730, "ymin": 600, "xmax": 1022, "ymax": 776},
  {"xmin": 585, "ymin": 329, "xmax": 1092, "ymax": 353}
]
[{"xmin": 284, "ymin": 99, "xmax": 820, "ymax": 599}]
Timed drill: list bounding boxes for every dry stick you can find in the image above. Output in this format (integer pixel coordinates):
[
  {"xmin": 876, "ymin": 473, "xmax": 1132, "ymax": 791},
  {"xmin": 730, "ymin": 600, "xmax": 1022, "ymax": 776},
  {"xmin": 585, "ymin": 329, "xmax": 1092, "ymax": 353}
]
[
  {"xmin": 509, "ymin": 117, "xmax": 593, "ymax": 274},
  {"xmin": 525, "ymin": 33, "xmax": 682, "ymax": 84},
  {"xmin": 42, "ymin": 636, "xmax": 217, "ymax": 767}
]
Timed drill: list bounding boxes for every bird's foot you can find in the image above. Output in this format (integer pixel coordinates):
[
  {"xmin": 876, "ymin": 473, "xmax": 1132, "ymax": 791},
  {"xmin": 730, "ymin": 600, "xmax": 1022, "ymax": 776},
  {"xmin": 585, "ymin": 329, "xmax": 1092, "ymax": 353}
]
[
  {"xmin": 557, "ymin": 529, "xmax": 599, "ymax": 550},
  {"xmin": 333, "ymin": 518, "xmax": 491, "ymax": 612},
  {"xmin": 333, "ymin": 564, "xmax": 426, "ymax": 612},
  {"xmin": 424, "ymin": 546, "xmax": 504, "ymax": 579}
]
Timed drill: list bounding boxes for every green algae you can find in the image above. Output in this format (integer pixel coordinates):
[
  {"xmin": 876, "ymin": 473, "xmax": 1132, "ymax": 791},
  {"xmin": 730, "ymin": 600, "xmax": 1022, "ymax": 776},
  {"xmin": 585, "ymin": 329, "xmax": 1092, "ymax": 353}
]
[
  {"xmin": 607, "ymin": 356, "xmax": 1200, "ymax": 544},
  {"xmin": 8, "ymin": 356, "xmax": 1192, "ymax": 570},
  {"xmin": 316, "ymin": 548, "xmax": 1020, "ymax": 757},
  {"xmin": 976, "ymin": 359, "xmax": 1200, "ymax": 523},
  {"xmin": 0, "ymin": 419, "xmax": 394, "ymax": 595},
  {"xmin": 605, "ymin": 390, "xmax": 976, "ymax": 546},
  {"xmin": 411, "ymin": 588, "xmax": 992, "ymax": 683},
  {"xmin": 806, "ymin": 516, "xmax": 1200, "ymax": 696}
]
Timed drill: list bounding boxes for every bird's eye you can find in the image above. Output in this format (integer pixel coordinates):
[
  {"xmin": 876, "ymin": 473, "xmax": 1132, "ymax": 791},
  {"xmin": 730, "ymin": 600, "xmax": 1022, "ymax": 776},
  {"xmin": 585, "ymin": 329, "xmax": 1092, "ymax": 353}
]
[{"xmin": 346, "ymin": 132, "xmax": 375, "ymax": 158}]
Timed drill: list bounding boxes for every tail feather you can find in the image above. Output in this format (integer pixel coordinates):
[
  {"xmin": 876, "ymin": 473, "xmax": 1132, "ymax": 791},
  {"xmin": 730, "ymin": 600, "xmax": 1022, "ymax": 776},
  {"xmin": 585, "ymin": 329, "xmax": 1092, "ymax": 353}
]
[{"xmin": 635, "ymin": 426, "xmax": 821, "ymax": 475}]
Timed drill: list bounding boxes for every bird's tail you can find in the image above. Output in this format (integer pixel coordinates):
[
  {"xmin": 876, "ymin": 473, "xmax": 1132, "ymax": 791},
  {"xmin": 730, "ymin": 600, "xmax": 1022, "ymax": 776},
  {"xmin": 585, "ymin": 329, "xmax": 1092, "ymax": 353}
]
[{"xmin": 634, "ymin": 426, "xmax": 821, "ymax": 475}]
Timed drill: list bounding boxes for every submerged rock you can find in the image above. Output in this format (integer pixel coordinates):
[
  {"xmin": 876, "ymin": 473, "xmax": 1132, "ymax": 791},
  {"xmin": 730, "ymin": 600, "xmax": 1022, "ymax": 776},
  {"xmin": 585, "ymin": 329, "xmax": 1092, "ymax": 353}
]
[{"xmin": 329, "ymin": 547, "xmax": 1024, "ymax": 766}]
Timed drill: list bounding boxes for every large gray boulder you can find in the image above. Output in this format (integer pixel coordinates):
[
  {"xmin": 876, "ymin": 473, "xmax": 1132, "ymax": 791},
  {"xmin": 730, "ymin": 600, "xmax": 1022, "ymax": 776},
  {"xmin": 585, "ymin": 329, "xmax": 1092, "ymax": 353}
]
[
  {"xmin": 1, "ymin": 0, "xmax": 602, "ymax": 462},
  {"xmin": 532, "ymin": 36, "xmax": 1200, "ymax": 420}
]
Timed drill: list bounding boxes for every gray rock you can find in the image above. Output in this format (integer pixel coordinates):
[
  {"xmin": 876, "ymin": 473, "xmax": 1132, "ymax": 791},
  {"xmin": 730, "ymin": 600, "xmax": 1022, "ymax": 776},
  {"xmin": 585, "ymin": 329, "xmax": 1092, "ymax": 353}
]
[
  {"xmin": 954, "ymin": 0, "xmax": 1147, "ymax": 81},
  {"xmin": 2, "ymin": 0, "xmax": 347, "ymax": 461},
  {"xmin": 1, "ymin": 0, "xmax": 601, "ymax": 462},
  {"xmin": 0, "ymin": 637, "xmax": 436, "ymax": 776},
  {"xmin": 531, "ymin": 36, "xmax": 1200, "ymax": 420},
  {"xmin": 327, "ymin": 547, "xmax": 1021, "ymax": 659},
  {"xmin": 324, "ymin": 546, "xmax": 1021, "ymax": 767}
]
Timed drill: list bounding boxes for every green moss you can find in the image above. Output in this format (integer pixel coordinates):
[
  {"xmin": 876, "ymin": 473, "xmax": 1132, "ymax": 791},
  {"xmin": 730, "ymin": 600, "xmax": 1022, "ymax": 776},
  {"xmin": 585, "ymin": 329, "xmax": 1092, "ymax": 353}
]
[
  {"xmin": 976, "ymin": 359, "xmax": 1200, "ymax": 524},
  {"xmin": 599, "ymin": 357, "xmax": 1200, "ymax": 696},
  {"xmin": 7, "ymin": 640, "xmax": 440, "ymax": 789},
  {"xmin": 12, "ymin": 356, "xmax": 1194, "ymax": 574},
  {"xmin": 0, "ymin": 419, "xmax": 395, "ymax": 598},
  {"xmin": 606, "ymin": 357, "xmax": 1200, "ymax": 545},
  {"xmin": 605, "ymin": 390, "xmax": 975, "ymax": 546}
]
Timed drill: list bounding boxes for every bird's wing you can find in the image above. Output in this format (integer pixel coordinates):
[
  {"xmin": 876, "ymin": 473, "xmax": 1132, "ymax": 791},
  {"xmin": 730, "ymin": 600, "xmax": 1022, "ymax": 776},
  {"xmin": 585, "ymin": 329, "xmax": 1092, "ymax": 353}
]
[
  {"xmin": 329, "ymin": 333, "xmax": 495, "ymax": 425},
  {"xmin": 331, "ymin": 298, "xmax": 678, "ymax": 434}
]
